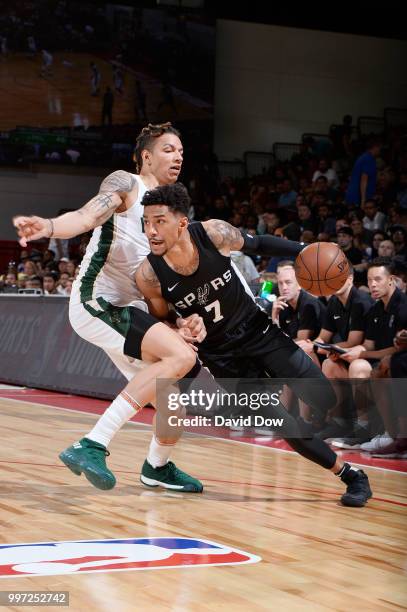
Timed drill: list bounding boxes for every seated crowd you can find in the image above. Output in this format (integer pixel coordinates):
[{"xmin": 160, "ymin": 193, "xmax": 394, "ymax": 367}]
[{"xmin": 1, "ymin": 126, "xmax": 406, "ymax": 458}]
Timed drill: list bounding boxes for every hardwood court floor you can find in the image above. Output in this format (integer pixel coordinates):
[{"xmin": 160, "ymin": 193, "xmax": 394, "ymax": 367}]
[
  {"xmin": 0, "ymin": 391, "xmax": 406, "ymax": 611},
  {"xmin": 0, "ymin": 52, "xmax": 211, "ymax": 131}
]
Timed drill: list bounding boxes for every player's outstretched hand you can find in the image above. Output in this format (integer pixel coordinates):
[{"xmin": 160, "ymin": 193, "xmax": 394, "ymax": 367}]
[
  {"xmin": 13, "ymin": 215, "xmax": 51, "ymax": 247},
  {"xmin": 177, "ymin": 314, "xmax": 207, "ymax": 344}
]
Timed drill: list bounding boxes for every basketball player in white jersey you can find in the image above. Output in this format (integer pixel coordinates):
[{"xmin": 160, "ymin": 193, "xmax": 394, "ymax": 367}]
[{"xmin": 13, "ymin": 123, "xmax": 205, "ymax": 493}]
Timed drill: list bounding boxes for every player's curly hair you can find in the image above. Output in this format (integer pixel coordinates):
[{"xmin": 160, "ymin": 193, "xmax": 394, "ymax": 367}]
[
  {"xmin": 141, "ymin": 182, "xmax": 190, "ymax": 216},
  {"xmin": 134, "ymin": 122, "xmax": 181, "ymax": 172}
]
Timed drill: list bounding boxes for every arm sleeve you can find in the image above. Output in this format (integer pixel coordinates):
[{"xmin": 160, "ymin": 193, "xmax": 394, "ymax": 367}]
[{"xmin": 240, "ymin": 231, "xmax": 304, "ymax": 257}]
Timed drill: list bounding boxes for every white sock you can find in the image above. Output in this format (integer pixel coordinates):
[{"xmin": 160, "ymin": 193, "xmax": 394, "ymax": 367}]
[
  {"xmin": 147, "ymin": 435, "xmax": 174, "ymax": 468},
  {"xmin": 86, "ymin": 391, "xmax": 142, "ymax": 448},
  {"xmin": 336, "ymin": 463, "xmax": 359, "ymax": 477}
]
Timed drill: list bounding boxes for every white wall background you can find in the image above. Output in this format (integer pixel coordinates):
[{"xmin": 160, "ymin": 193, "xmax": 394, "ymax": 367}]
[
  {"xmin": 1, "ymin": 169, "xmax": 102, "ymax": 239},
  {"xmin": 214, "ymin": 20, "xmax": 407, "ymax": 159}
]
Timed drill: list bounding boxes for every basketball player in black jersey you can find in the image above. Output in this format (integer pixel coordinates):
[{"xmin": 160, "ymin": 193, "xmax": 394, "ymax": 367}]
[{"xmin": 136, "ymin": 183, "xmax": 373, "ymax": 507}]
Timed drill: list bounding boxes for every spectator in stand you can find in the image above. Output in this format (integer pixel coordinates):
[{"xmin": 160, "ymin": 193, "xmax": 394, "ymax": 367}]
[
  {"xmin": 42, "ymin": 249, "xmax": 55, "ymax": 267},
  {"xmin": 345, "ymin": 137, "xmax": 381, "ymax": 208},
  {"xmin": 295, "ymin": 194, "xmax": 305, "ymax": 208},
  {"xmin": 298, "ymin": 177, "xmax": 313, "ymax": 200},
  {"xmin": 349, "ymin": 215, "xmax": 372, "ymax": 253},
  {"xmin": 58, "ymin": 257, "xmax": 69, "ymax": 275},
  {"xmin": 369, "ymin": 231, "xmax": 386, "ymax": 260},
  {"xmin": 64, "ymin": 278, "xmax": 74, "ymax": 295},
  {"xmin": 337, "ymin": 225, "xmax": 368, "ymax": 285},
  {"xmin": 362, "ymin": 199, "xmax": 386, "ymax": 232},
  {"xmin": 2, "ymin": 271, "xmax": 18, "ymax": 293},
  {"xmin": 57, "ymin": 272, "xmax": 70, "ymax": 294},
  {"xmin": 297, "ymin": 203, "xmax": 317, "ymax": 235},
  {"xmin": 335, "ymin": 218, "xmax": 348, "ymax": 234},
  {"xmin": 23, "ymin": 259, "xmax": 38, "ymax": 277},
  {"xmin": 390, "ymin": 226, "xmax": 407, "ymax": 262},
  {"xmin": 336, "ymin": 226, "xmax": 364, "ymax": 266},
  {"xmin": 312, "ymin": 158, "xmax": 339, "ymax": 188},
  {"xmin": 313, "ymin": 175, "xmax": 338, "ymax": 204},
  {"xmin": 25, "ymin": 275, "xmax": 42, "ymax": 290},
  {"xmin": 387, "ymin": 204, "xmax": 405, "ymax": 228},
  {"xmin": 378, "ymin": 240, "xmax": 396, "ymax": 259},
  {"xmin": 258, "ymin": 211, "xmax": 281, "ymax": 235},
  {"xmin": 278, "ymin": 178, "xmax": 297, "ymax": 209},
  {"xmin": 43, "ymin": 273, "xmax": 59, "ymax": 295},
  {"xmin": 66, "ymin": 260, "xmax": 76, "ymax": 277},
  {"xmin": 315, "ymin": 202, "xmax": 336, "ymax": 237}
]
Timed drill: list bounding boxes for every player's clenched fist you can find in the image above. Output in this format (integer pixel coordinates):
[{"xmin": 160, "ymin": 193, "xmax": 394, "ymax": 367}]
[
  {"xmin": 13, "ymin": 215, "xmax": 52, "ymax": 247},
  {"xmin": 177, "ymin": 314, "xmax": 207, "ymax": 344}
]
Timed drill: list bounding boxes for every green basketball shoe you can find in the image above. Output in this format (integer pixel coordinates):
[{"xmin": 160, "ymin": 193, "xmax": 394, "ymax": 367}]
[
  {"xmin": 59, "ymin": 437, "xmax": 116, "ymax": 490},
  {"xmin": 140, "ymin": 460, "xmax": 203, "ymax": 492}
]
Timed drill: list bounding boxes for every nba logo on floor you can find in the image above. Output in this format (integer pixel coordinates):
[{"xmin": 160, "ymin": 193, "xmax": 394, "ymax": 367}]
[{"xmin": 0, "ymin": 537, "xmax": 261, "ymax": 577}]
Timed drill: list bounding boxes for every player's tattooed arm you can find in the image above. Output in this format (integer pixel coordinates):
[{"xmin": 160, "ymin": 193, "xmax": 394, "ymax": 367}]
[
  {"xmin": 79, "ymin": 170, "xmax": 138, "ymax": 227},
  {"xmin": 137, "ymin": 259, "xmax": 162, "ymax": 290},
  {"xmin": 13, "ymin": 171, "xmax": 138, "ymax": 244},
  {"xmin": 135, "ymin": 259, "xmax": 171, "ymax": 320},
  {"xmin": 203, "ymin": 219, "xmax": 244, "ymax": 254},
  {"xmin": 98, "ymin": 170, "xmax": 137, "ymax": 195}
]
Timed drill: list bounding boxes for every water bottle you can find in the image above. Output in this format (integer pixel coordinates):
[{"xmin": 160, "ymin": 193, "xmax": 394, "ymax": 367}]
[{"xmin": 260, "ymin": 279, "xmax": 275, "ymax": 302}]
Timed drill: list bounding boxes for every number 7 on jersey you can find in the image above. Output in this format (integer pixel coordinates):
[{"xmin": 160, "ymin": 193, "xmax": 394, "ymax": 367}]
[{"xmin": 205, "ymin": 300, "xmax": 224, "ymax": 322}]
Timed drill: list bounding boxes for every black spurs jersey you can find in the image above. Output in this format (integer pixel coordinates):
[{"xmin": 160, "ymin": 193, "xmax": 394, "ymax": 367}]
[{"xmin": 147, "ymin": 223, "xmax": 260, "ymax": 348}]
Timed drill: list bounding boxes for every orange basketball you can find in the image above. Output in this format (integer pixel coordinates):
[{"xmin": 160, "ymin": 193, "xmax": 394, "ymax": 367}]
[{"xmin": 294, "ymin": 242, "xmax": 350, "ymax": 297}]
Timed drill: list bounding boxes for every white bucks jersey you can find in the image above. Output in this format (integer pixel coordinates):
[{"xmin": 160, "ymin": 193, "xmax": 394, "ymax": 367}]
[{"xmin": 72, "ymin": 174, "xmax": 149, "ymax": 307}]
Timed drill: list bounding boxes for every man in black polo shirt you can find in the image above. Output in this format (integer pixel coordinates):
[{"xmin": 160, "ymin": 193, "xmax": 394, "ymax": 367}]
[
  {"xmin": 272, "ymin": 260, "xmax": 325, "ymax": 422},
  {"xmin": 272, "ymin": 260, "xmax": 324, "ymax": 345},
  {"xmin": 311, "ymin": 268, "xmax": 373, "ymax": 440},
  {"xmin": 338, "ymin": 257, "xmax": 407, "ymax": 450}
]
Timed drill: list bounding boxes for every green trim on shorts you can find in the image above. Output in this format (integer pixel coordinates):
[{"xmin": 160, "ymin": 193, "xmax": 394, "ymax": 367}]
[
  {"xmin": 83, "ymin": 297, "xmax": 131, "ymax": 338},
  {"xmin": 80, "ymin": 218, "xmax": 114, "ymax": 303}
]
